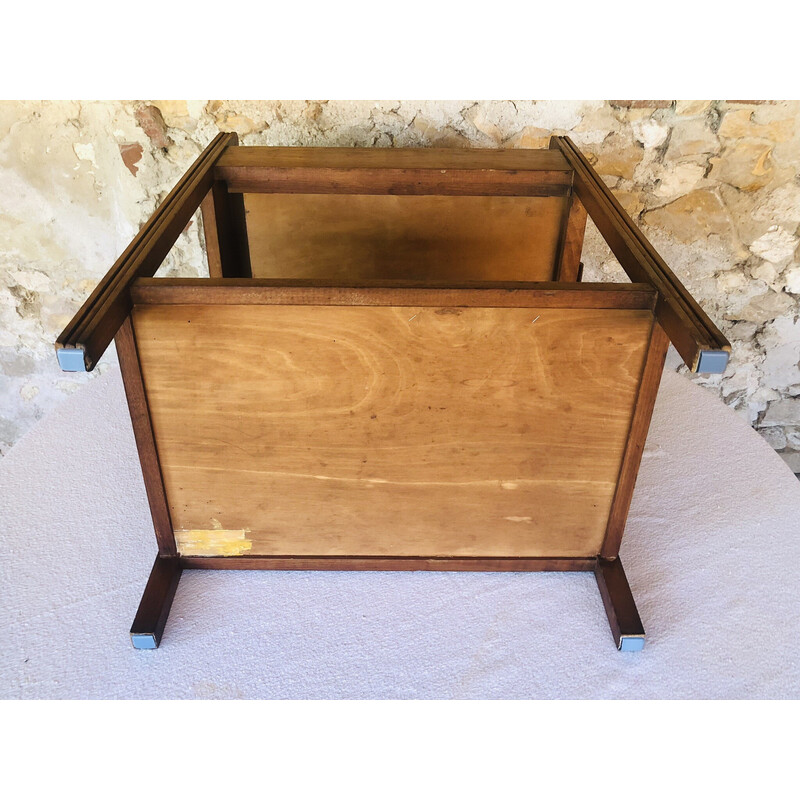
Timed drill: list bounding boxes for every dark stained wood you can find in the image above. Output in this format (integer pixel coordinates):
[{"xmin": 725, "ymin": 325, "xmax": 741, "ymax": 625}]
[
  {"xmin": 202, "ymin": 181, "xmax": 252, "ymax": 278},
  {"xmin": 215, "ymin": 147, "xmax": 572, "ymax": 196},
  {"xmin": 594, "ymin": 557, "xmax": 645, "ymax": 649},
  {"xmin": 131, "ymin": 278, "xmax": 658, "ymax": 310},
  {"xmin": 56, "ymin": 132, "xmax": 236, "ymax": 371},
  {"xmin": 130, "ymin": 556, "xmax": 182, "ymax": 649},
  {"xmin": 216, "ymin": 145, "xmax": 573, "ymax": 171},
  {"xmin": 555, "ymin": 194, "xmax": 588, "ymax": 282},
  {"xmin": 179, "ymin": 556, "xmax": 598, "ymax": 572},
  {"xmin": 226, "ymin": 188, "xmax": 251, "ymax": 278},
  {"xmin": 602, "ymin": 322, "xmax": 670, "ymax": 558},
  {"xmin": 115, "ymin": 316, "xmax": 177, "ymax": 556},
  {"xmin": 219, "ymin": 169, "xmax": 571, "ymax": 197},
  {"xmin": 551, "ymin": 135, "xmax": 730, "ymax": 372}
]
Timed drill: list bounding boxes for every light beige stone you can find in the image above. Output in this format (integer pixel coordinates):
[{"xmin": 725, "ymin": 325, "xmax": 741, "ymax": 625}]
[
  {"xmin": 750, "ymin": 261, "xmax": 779, "ymax": 286},
  {"xmin": 655, "ymin": 162, "xmax": 706, "ymax": 199},
  {"xmin": 749, "ymin": 226, "xmax": 798, "ymax": 264},
  {"xmin": 779, "ymin": 452, "xmax": 800, "ymax": 471},
  {"xmin": 592, "ymin": 132, "xmax": 643, "ymax": 180},
  {"xmin": 463, "ymin": 104, "xmax": 504, "ymax": 143},
  {"xmin": 761, "ymin": 398, "xmax": 800, "ymax": 426},
  {"xmin": 758, "ymin": 316, "xmax": 800, "ymax": 392},
  {"xmin": 505, "ymin": 126, "xmax": 551, "ymax": 149},
  {"xmin": 759, "ymin": 426, "xmax": 787, "ymax": 449},
  {"xmin": 632, "ymin": 119, "xmax": 669, "ymax": 149},
  {"xmin": 784, "ymin": 267, "xmax": 800, "ymax": 294},
  {"xmin": 675, "ymin": 100, "xmax": 713, "ymax": 116},
  {"xmin": 731, "ymin": 290, "xmax": 795, "ymax": 323},
  {"xmin": 643, "ymin": 189, "xmax": 733, "ymax": 243},
  {"xmin": 709, "ymin": 141, "xmax": 775, "ymax": 192},
  {"xmin": 219, "ymin": 115, "xmax": 258, "ymax": 135},
  {"xmin": 718, "ymin": 108, "xmax": 795, "ymax": 142},
  {"xmin": 666, "ymin": 118, "xmax": 719, "ymax": 160}
]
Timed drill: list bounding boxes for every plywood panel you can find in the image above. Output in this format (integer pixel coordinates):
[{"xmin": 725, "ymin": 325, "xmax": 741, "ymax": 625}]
[
  {"xmin": 244, "ymin": 194, "xmax": 566, "ymax": 282},
  {"xmin": 133, "ymin": 303, "xmax": 653, "ymax": 558}
]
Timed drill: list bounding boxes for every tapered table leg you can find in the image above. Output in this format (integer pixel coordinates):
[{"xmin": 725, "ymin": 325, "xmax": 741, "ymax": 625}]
[
  {"xmin": 130, "ymin": 556, "xmax": 182, "ymax": 649},
  {"xmin": 595, "ymin": 557, "xmax": 645, "ymax": 652}
]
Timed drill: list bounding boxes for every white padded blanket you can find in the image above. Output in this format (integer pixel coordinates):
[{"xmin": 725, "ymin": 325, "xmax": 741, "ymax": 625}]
[{"xmin": 2, "ymin": 358, "xmax": 799, "ymax": 698}]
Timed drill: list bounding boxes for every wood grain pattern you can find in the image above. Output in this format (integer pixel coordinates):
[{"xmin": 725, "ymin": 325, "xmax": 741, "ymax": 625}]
[
  {"xmin": 243, "ymin": 194, "xmax": 566, "ymax": 283},
  {"xmin": 133, "ymin": 302, "xmax": 653, "ymax": 559},
  {"xmin": 200, "ymin": 188, "xmax": 223, "ymax": 278},
  {"xmin": 555, "ymin": 194, "xmax": 588, "ymax": 282}
]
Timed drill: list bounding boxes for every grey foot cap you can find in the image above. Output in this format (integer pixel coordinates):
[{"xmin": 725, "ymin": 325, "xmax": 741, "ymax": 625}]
[
  {"xmin": 619, "ymin": 636, "xmax": 645, "ymax": 652},
  {"xmin": 696, "ymin": 350, "xmax": 729, "ymax": 374}
]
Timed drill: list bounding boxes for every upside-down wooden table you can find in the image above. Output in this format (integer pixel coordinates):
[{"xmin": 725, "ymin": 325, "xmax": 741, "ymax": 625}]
[{"xmin": 55, "ymin": 134, "xmax": 730, "ymax": 651}]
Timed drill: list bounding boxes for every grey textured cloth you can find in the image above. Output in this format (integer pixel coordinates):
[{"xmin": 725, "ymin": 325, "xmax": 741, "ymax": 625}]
[{"xmin": 2, "ymin": 360, "xmax": 799, "ymax": 699}]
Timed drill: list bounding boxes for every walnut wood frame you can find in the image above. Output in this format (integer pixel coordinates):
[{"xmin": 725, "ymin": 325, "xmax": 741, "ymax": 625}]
[{"xmin": 56, "ymin": 136, "xmax": 731, "ymax": 652}]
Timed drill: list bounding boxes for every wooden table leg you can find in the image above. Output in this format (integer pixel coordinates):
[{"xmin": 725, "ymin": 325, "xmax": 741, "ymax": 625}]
[
  {"xmin": 130, "ymin": 556, "xmax": 182, "ymax": 649},
  {"xmin": 595, "ymin": 557, "xmax": 645, "ymax": 652}
]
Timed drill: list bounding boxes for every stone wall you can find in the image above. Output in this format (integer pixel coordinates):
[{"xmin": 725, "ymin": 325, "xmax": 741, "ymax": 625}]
[{"xmin": 1, "ymin": 100, "xmax": 798, "ymax": 468}]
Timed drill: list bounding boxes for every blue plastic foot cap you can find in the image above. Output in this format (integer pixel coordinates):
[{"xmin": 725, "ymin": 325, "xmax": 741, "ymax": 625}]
[
  {"xmin": 619, "ymin": 636, "xmax": 645, "ymax": 652},
  {"xmin": 131, "ymin": 633, "xmax": 158, "ymax": 650},
  {"xmin": 57, "ymin": 348, "xmax": 86, "ymax": 372}
]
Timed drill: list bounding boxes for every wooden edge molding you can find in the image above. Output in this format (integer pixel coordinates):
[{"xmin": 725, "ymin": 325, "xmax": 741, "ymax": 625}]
[
  {"xmin": 179, "ymin": 556, "xmax": 598, "ymax": 572},
  {"xmin": 130, "ymin": 278, "xmax": 658, "ymax": 310},
  {"xmin": 550, "ymin": 135, "xmax": 731, "ymax": 374},
  {"xmin": 55, "ymin": 131, "xmax": 238, "ymax": 372}
]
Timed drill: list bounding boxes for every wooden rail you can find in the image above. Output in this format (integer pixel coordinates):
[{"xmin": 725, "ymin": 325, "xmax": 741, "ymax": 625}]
[
  {"xmin": 551, "ymin": 136, "xmax": 731, "ymax": 373},
  {"xmin": 130, "ymin": 278, "xmax": 658, "ymax": 309},
  {"xmin": 213, "ymin": 145, "xmax": 573, "ymax": 196},
  {"xmin": 55, "ymin": 132, "xmax": 237, "ymax": 371}
]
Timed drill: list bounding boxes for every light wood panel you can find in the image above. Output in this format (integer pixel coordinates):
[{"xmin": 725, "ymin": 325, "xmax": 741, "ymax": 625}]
[
  {"xmin": 133, "ymin": 302, "xmax": 653, "ymax": 559},
  {"xmin": 244, "ymin": 194, "xmax": 567, "ymax": 282}
]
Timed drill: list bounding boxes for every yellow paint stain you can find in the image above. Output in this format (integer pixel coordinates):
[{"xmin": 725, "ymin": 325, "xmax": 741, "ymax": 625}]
[
  {"xmin": 504, "ymin": 516, "xmax": 533, "ymax": 523},
  {"xmin": 175, "ymin": 527, "xmax": 252, "ymax": 556}
]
